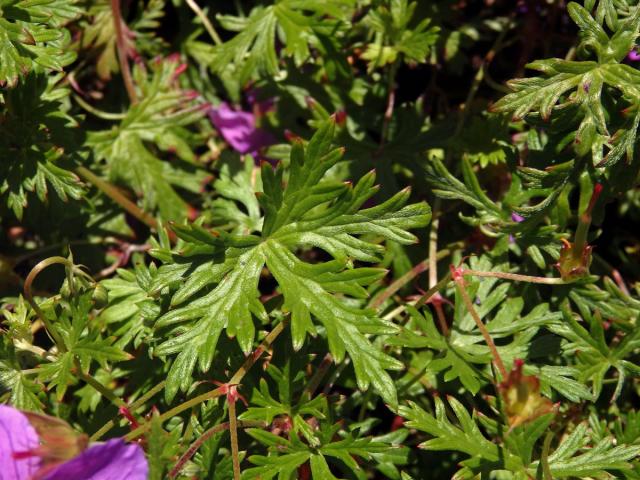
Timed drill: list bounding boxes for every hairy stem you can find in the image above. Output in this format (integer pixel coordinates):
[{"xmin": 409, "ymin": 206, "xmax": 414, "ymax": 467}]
[
  {"xmin": 111, "ymin": 0, "xmax": 138, "ymax": 103},
  {"xmin": 369, "ymin": 242, "xmax": 461, "ymax": 309},
  {"xmin": 461, "ymin": 269, "xmax": 568, "ymax": 285},
  {"xmin": 24, "ymin": 257, "xmax": 75, "ymax": 352},
  {"xmin": 379, "ymin": 60, "xmax": 399, "ymax": 147},
  {"xmin": 303, "ymin": 353, "xmax": 333, "ymax": 398},
  {"xmin": 73, "ymin": 95, "xmax": 127, "ymax": 120},
  {"xmin": 229, "ymin": 399, "xmax": 241, "ymax": 480},
  {"xmin": 91, "ymin": 381, "xmax": 166, "ymax": 441},
  {"xmin": 414, "ymin": 273, "xmax": 452, "ymax": 309},
  {"xmin": 74, "ymin": 357, "xmax": 126, "ymax": 408},
  {"xmin": 541, "ymin": 431, "xmax": 554, "ymax": 480},
  {"xmin": 573, "ymin": 183, "xmax": 602, "ymax": 259},
  {"xmin": 169, "ymin": 420, "xmax": 264, "ymax": 478},
  {"xmin": 428, "ymin": 200, "xmax": 450, "ymax": 336},
  {"xmin": 454, "ymin": 275, "xmax": 507, "ymax": 379},
  {"xmin": 184, "ymin": 0, "xmax": 223, "ymax": 45},
  {"xmin": 75, "ymin": 166, "xmax": 159, "ymax": 231},
  {"xmin": 124, "ymin": 321, "xmax": 286, "ymax": 441}
]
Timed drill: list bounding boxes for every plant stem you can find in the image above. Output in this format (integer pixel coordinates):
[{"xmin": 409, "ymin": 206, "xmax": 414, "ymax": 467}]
[
  {"xmin": 303, "ymin": 353, "xmax": 333, "ymax": 398},
  {"xmin": 123, "ymin": 321, "xmax": 286, "ymax": 441},
  {"xmin": 24, "ymin": 257, "xmax": 127, "ymax": 411},
  {"xmin": 414, "ymin": 273, "xmax": 452, "ymax": 309},
  {"xmin": 454, "ymin": 25, "xmax": 509, "ymax": 137},
  {"xmin": 398, "ymin": 366, "xmax": 432, "ymax": 394},
  {"xmin": 573, "ymin": 183, "xmax": 602, "ymax": 260},
  {"xmin": 111, "ymin": 0, "xmax": 138, "ymax": 103},
  {"xmin": 428, "ymin": 200, "xmax": 450, "ymax": 336},
  {"xmin": 541, "ymin": 431, "xmax": 554, "ymax": 480},
  {"xmin": 428, "ymin": 201, "xmax": 441, "ymax": 291},
  {"xmin": 228, "ymin": 399, "xmax": 241, "ymax": 480},
  {"xmin": 13, "ymin": 339, "xmax": 57, "ymax": 361},
  {"xmin": 90, "ymin": 381, "xmax": 166, "ymax": 441},
  {"xmin": 184, "ymin": 0, "xmax": 223, "ymax": 45},
  {"xmin": 369, "ymin": 241, "xmax": 462, "ymax": 309},
  {"xmin": 73, "ymin": 95, "xmax": 127, "ymax": 120},
  {"xmin": 168, "ymin": 420, "xmax": 264, "ymax": 478},
  {"xmin": 74, "ymin": 358, "xmax": 126, "ymax": 408},
  {"xmin": 454, "ymin": 275, "xmax": 507, "ymax": 379},
  {"xmin": 379, "ymin": 60, "xmax": 399, "ymax": 147},
  {"xmin": 462, "ymin": 269, "xmax": 568, "ymax": 285},
  {"xmin": 75, "ymin": 166, "xmax": 159, "ymax": 231},
  {"xmin": 24, "ymin": 257, "xmax": 74, "ymax": 352}
]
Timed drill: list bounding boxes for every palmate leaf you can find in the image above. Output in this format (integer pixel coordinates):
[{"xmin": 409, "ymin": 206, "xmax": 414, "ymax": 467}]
[
  {"xmin": 0, "ymin": 74, "xmax": 84, "ymax": 219},
  {"xmin": 400, "ymin": 396, "xmax": 529, "ymax": 479},
  {"xmin": 424, "ymin": 157, "xmax": 508, "ymax": 232},
  {"xmin": 492, "ymin": 2, "xmax": 640, "ymax": 166},
  {"xmin": 549, "ymin": 297, "xmax": 640, "ymax": 402},
  {"xmin": 211, "ymin": 0, "xmax": 354, "ymax": 82},
  {"xmin": 32, "ymin": 288, "xmax": 130, "ymax": 401},
  {"xmin": 88, "ymin": 57, "xmax": 208, "ymax": 220},
  {"xmin": 0, "ymin": 338, "xmax": 44, "ymax": 411},
  {"xmin": 402, "ymin": 397, "xmax": 640, "ymax": 479},
  {"xmin": 243, "ymin": 426, "xmax": 394, "ymax": 480},
  {"xmin": 393, "ymin": 273, "xmax": 577, "ymax": 399},
  {"xmin": 361, "ymin": 0, "xmax": 439, "ymax": 71},
  {"xmin": 240, "ymin": 364, "xmax": 328, "ymax": 447},
  {"xmin": 99, "ymin": 261, "xmax": 159, "ymax": 349},
  {"xmin": 531, "ymin": 422, "xmax": 640, "ymax": 478},
  {"xmin": 0, "ymin": 0, "xmax": 80, "ymax": 85},
  {"xmin": 148, "ymin": 119, "xmax": 430, "ymax": 404},
  {"xmin": 77, "ymin": 0, "xmax": 166, "ymax": 80}
]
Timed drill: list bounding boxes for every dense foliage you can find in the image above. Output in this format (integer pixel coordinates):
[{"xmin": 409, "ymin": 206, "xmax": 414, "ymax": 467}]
[{"xmin": 1, "ymin": 0, "xmax": 640, "ymax": 478}]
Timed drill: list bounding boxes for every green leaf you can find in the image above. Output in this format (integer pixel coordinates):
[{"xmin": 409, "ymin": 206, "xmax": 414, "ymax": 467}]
[
  {"xmin": 532, "ymin": 422, "xmax": 640, "ymax": 477},
  {"xmin": 244, "ymin": 426, "xmax": 393, "ymax": 480},
  {"xmin": 392, "ymin": 307, "xmax": 483, "ymax": 393},
  {"xmin": 400, "ymin": 397, "xmax": 500, "ymax": 461},
  {"xmin": 152, "ymin": 119, "xmax": 430, "ymax": 404},
  {"xmin": 492, "ymin": 4, "xmax": 640, "ymax": 165},
  {"xmin": 88, "ymin": 57, "xmax": 208, "ymax": 220},
  {"xmin": 0, "ymin": 74, "xmax": 84, "ymax": 219},
  {"xmin": 212, "ymin": 1, "xmax": 353, "ymax": 82},
  {"xmin": 0, "ymin": 340, "xmax": 43, "ymax": 411},
  {"xmin": 37, "ymin": 351, "xmax": 75, "ymax": 400},
  {"xmin": 425, "ymin": 157, "xmax": 506, "ymax": 231},
  {"xmin": 0, "ymin": 0, "xmax": 80, "ymax": 85},
  {"xmin": 206, "ymin": 157, "xmax": 263, "ymax": 234},
  {"xmin": 361, "ymin": 0, "xmax": 439, "ymax": 71}
]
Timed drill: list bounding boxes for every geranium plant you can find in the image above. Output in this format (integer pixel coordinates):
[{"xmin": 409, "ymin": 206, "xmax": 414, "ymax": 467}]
[{"xmin": 1, "ymin": 0, "xmax": 639, "ymax": 478}]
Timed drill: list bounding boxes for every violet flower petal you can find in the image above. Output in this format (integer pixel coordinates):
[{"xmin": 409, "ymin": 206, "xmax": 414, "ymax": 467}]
[
  {"xmin": 209, "ymin": 102, "xmax": 274, "ymax": 155},
  {"xmin": 628, "ymin": 50, "xmax": 640, "ymax": 61},
  {"xmin": 41, "ymin": 439, "xmax": 148, "ymax": 480},
  {"xmin": 511, "ymin": 212, "xmax": 525, "ymax": 223},
  {"xmin": 0, "ymin": 405, "xmax": 41, "ymax": 480}
]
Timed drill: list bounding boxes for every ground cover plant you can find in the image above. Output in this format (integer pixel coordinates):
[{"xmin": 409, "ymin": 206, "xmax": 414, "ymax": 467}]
[{"xmin": 1, "ymin": 0, "xmax": 640, "ymax": 478}]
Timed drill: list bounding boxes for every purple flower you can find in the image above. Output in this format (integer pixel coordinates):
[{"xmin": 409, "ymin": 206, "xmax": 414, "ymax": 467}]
[
  {"xmin": 511, "ymin": 212, "xmax": 525, "ymax": 223},
  {"xmin": 208, "ymin": 102, "xmax": 274, "ymax": 156},
  {"xmin": 0, "ymin": 405, "xmax": 148, "ymax": 480},
  {"xmin": 509, "ymin": 212, "xmax": 524, "ymax": 244},
  {"xmin": 0, "ymin": 405, "xmax": 40, "ymax": 480},
  {"xmin": 41, "ymin": 439, "xmax": 147, "ymax": 480},
  {"xmin": 628, "ymin": 50, "xmax": 640, "ymax": 61}
]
